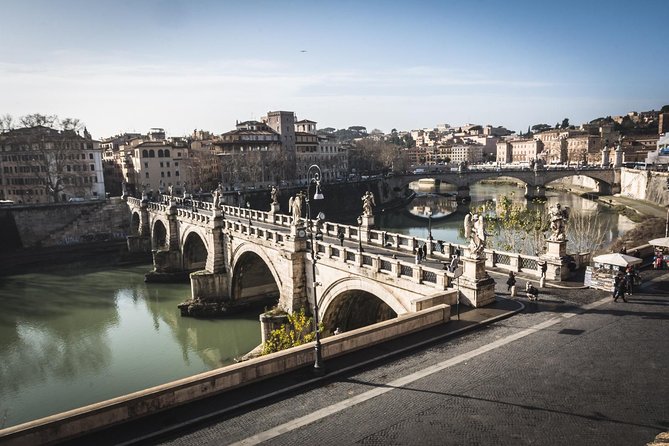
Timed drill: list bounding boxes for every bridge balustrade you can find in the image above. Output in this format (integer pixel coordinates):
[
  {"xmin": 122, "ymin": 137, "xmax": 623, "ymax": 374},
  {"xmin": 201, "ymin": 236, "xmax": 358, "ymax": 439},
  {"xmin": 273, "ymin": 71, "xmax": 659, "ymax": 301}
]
[{"xmin": 311, "ymin": 238, "xmax": 450, "ymax": 290}]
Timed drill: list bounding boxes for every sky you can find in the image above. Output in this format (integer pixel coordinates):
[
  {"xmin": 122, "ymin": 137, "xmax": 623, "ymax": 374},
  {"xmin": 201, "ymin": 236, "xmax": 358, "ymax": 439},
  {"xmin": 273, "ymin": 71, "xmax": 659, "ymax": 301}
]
[{"xmin": 1, "ymin": 0, "xmax": 668, "ymax": 139}]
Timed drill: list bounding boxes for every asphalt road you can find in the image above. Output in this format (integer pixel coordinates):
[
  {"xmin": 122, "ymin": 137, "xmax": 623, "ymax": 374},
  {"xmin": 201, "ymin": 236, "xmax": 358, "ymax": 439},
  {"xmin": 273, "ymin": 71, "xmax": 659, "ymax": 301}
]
[{"xmin": 143, "ymin": 272, "xmax": 669, "ymax": 446}]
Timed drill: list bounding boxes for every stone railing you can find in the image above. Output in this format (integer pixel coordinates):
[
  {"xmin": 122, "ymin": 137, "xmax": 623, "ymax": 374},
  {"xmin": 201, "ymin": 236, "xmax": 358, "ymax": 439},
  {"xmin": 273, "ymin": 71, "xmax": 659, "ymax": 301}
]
[
  {"xmin": 224, "ymin": 220, "xmax": 286, "ymax": 245},
  {"xmin": 311, "ymin": 239, "xmax": 451, "ymax": 291}
]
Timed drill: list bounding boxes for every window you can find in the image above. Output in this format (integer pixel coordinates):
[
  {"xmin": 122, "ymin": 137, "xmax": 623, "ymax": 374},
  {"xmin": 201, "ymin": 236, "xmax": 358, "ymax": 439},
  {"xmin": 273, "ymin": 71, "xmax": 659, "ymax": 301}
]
[
  {"xmin": 142, "ymin": 149, "xmax": 149, "ymax": 158},
  {"xmin": 149, "ymin": 150, "xmax": 155, "ymax": 157},
  {"xmin": 144, "ymin": 162, "xmax": 148, "ymax": 168},
  {"xmin": 167, "ymin": 171, "xmax": 171, "ymax": 177},
  {"xmin": 160, "ymin": 162, "xmax": 164, "ymax": 168},
  {"xmin": 175, "ymin": 171, "xmax": 179, "ymax": 177},
  {"xmin": 166, "ymin": 162, "xmax": 170, "ymax": 167},
  {"xmin": 145, "ymin": 172, "xmax": 149, "ymax": 178},
  {"xmin": 90, "ymin": 164, "xmax": 95, "ymax": 171},
  {"xmin": 89, "ymin": 153, "xmax": 93, "ymax": 159},
  {"xmin": 164, "ymin": 149, "xmax": 170, "ymax": 157},
  {"xmin": 161, "ymin": 172, "xmax": 165, "ymax": 177}
]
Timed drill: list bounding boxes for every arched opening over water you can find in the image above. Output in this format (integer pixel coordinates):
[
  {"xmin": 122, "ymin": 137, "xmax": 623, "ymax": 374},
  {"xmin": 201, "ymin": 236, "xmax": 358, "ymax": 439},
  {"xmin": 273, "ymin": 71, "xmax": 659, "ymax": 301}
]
[
  {"xmin": 130, "ymin": 212, "xmax": 140, "ymax": 236},
  {"xmin": 322, "ymin": 290, "xmax": 397, "ymax": 333},
  {"xmin": 231, "ymin": 251, "xmax": 280, "ymax": 308},
  {"xmin": 152, "ymin": 220, "xmax": 167, "ymax": 249},
  {"xmin": 182, "ymin": 232, "xmax": 208, "ymax": 271}
]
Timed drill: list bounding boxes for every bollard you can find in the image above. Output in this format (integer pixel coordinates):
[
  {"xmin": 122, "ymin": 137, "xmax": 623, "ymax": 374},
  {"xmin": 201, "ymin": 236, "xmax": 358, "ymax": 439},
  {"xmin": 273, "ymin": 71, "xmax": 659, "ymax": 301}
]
[{"xmin": 510, "ymin": 285, "xmax": 516, "ymax": 297}]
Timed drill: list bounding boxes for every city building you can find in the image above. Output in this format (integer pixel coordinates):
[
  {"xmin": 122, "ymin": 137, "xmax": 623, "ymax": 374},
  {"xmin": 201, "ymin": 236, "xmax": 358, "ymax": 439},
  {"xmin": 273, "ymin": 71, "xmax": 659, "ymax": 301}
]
[
  {"xmin": 101, "ymin": 128, "xmax": 190, "ymax": 197},
  {"xmin": 0, "ymin": 125, "xmax": 105, "ymax": 203},
  {"xmin": 496, "ymin": 138, "xmax": 544, "ymax": 164}
]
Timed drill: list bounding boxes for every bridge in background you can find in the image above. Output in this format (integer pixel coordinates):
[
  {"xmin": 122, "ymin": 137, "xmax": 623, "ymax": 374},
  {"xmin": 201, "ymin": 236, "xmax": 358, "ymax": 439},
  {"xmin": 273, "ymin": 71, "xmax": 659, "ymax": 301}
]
[{"xmin": 385, "ymin": 166, "xmax": 619, "ymax": 200}]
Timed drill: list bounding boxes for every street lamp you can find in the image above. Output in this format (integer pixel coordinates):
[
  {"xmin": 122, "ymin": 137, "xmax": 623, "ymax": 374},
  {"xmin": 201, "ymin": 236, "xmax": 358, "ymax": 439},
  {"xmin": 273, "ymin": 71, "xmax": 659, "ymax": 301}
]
[
  {"xmin": 306, "ymin": 164, "xmax": 325, "ymax": 374},
  {"xmin": 357, "ymin": 215, "xmax": 363, "ymax": 252},
  {"xmin": 427, "ymin": 208, "xmax": 433, "ymax": 241}
]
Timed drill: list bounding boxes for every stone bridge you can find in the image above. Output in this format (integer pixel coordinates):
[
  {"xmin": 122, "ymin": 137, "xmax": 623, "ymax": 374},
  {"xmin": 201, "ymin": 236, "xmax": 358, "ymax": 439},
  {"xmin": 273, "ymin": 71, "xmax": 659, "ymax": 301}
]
[
  {"xmin": 125, "ymin": 196, "xmax": 499, "ymax": 333},
  {"xmin": 386, "ymin": 166, "xmax": 620, "ymax": 200}
]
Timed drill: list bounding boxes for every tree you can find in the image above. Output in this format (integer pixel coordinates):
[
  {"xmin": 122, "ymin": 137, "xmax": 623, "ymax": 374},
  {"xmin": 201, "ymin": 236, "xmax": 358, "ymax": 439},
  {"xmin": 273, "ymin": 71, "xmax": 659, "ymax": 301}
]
[
  {"xmin": 561, "ymin": 118, "xmax": 570, "ymax": 129},
  {"xmin": 481, "ymin": 194, "xmax": 549, "ymax": 255},
  {"xmin": 661, "ymin": 105, "xmax": 669, "ymax": 113},
  {"xmin": 567, "ymin": 210, "xmax": 610, "ymax": 254},
  {"xmin": 19, "ymin": 113, "xmax": 58, "ymax": 128},
  {"xmin": 0, "ymin": 114, "xmax": 14, "ymax": 132},
  {"xmin": 24, "ymin": 132, "xmax": 92, "ymax": 202},
  {"xmin": 261, "ymin": 308, "xmax": 322, "ymax": 355},
  {"xmin": 531, "ymin": 124, "xmax": 552, "ymax": 133},
  {"xmin": 60, "ymin": 117, "xmax": 85, "ymax": 133}
]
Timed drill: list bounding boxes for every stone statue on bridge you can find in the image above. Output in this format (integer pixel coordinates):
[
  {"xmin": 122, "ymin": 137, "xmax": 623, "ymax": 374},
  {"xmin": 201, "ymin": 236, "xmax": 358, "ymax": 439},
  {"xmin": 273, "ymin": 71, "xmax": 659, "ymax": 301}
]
[
  {"xmin": 361, "ymin": 191, "xmax": 375, "ymax": 216},
  {"xmin": 270, "ymin": 186, "xmax": 279, "ymax": 205},
  {"xmin": 464, "ymin": 212, "xmax": 486, "ymax": 259},
  {"xmin": 548, "ymin": 202, "xmax": 569, "ymax": 241},
  {"xmin": 289, "ymin": 191, "xmax": 304, "ymax": 225},
  {"xmin": 212, "ymin": 183, "xmax": 223, "ymax": 209}
]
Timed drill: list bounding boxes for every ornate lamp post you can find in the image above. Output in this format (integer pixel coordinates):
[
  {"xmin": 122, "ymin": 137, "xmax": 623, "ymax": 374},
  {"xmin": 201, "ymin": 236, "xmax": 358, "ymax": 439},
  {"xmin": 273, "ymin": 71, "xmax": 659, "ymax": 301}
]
[
  {"xmin": 357, "ymin": 215, "xmax": 363, "ymax": 252},
  {"xmin": 427, "ymin": 208, "xmax": 433, "ymax": 240},
  {"xmin": 305, "ymin": 164, "xmax": 325, "ymax": 374}
]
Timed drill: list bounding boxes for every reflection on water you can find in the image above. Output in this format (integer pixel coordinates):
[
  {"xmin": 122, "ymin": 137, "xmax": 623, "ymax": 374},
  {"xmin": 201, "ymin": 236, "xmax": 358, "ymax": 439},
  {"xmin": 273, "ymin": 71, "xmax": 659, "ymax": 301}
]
[
  {"xmin": 0, "ymin": 264, "xmax": 260, "ymax": 428},
  {"xmin": 379, "ymin": 183, "xmax": 635, "ymax": 250}
]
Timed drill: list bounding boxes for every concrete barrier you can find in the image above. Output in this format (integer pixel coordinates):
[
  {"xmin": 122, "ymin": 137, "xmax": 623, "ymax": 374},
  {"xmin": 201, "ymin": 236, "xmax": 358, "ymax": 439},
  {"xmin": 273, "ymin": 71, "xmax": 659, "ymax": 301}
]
[{"xmin": 0, "ymin": 305, "xmax": 450, "ymax": 446}]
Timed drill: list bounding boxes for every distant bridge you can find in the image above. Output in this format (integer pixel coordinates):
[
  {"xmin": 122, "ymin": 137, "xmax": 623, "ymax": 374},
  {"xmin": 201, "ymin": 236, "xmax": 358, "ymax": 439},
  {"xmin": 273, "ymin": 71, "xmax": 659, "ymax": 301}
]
[{"xmin": 386, "ymin": 166, "xmax": 619, "ymax": 199}]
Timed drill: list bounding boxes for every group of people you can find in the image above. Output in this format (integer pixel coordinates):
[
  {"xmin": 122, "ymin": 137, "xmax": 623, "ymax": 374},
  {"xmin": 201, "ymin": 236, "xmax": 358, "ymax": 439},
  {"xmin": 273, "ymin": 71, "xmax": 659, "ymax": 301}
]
[
  {"xmin": 613, "ymin": 265, "xmax": 639, "ymax": 302},
  {"xmin": 414, "ymin": 244, "xmax": 428, "ymax": 264},
  {"xmin": 505, "ymin": 271, "xmax": 539, "ymax": 301}
]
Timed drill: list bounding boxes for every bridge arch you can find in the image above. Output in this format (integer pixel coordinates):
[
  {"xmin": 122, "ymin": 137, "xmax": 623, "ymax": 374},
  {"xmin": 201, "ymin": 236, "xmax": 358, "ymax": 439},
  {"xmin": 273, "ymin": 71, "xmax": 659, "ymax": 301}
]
[
  {"xmin": 319, "ymin": 278, "xmax": 406, "ymax": 333},
  {"xmin": 130, "ymin": 211, "xmax": 140, "ymax": 236},
  {"xmin": 182, "ymin": 231, "xmax": 208, "ymax": 271},
  {"xmin": 152, "ymin": 219, "xmax": 168, "ymax": 249},
  {"xmin": 230, "ymin": 242, "xmax": 283, "ymax": 300},
  {"xmin": 229, "ymin": 247, "xmax": 281, "ymax": 307}
]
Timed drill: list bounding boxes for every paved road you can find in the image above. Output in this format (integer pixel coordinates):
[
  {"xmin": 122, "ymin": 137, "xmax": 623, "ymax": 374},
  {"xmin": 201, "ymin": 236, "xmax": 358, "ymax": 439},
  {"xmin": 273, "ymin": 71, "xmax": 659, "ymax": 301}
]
[{"xmin": 139, "ymin": 272, "xmax": 668, "ymax": 446}]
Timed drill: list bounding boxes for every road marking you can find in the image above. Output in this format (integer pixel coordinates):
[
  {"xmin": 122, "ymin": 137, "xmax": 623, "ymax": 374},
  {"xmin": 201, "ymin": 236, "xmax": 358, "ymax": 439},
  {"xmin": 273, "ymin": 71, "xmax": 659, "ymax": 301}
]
[{"xmin": 230, "ymin": 297, "xmax": 611, "ymax": 445}]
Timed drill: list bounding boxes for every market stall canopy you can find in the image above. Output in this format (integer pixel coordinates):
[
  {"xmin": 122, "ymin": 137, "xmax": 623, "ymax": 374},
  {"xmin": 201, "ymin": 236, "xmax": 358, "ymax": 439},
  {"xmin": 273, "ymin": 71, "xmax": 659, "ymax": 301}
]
[
  {"xmin": 648, "ymin": 237, "xmax": 669, "ymax": 248},
  {"xmin": 592, "ymin": 253, "xmax": 642, "ymax": 267}
]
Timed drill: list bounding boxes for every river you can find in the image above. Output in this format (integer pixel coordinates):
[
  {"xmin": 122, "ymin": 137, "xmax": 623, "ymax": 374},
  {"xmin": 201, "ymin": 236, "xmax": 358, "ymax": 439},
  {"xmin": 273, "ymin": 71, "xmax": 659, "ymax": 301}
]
[{"xmin": 0, "ymin": 183, "xmax": 635, "ymax": 429}]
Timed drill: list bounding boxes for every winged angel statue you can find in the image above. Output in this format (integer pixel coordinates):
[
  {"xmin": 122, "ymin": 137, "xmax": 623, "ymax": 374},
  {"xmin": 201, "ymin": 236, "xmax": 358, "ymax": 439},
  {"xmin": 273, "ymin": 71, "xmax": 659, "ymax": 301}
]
[
  {"xmin": 464, "ymin": 212, "xmax": 486, "ymax": 259},
  {"xmin": 289, "ymin": 192, "xmax": 304, "ymax": 226},
  {"xmin": 547, "ymin": 202, "xmax": 569, "ymax": 241}
]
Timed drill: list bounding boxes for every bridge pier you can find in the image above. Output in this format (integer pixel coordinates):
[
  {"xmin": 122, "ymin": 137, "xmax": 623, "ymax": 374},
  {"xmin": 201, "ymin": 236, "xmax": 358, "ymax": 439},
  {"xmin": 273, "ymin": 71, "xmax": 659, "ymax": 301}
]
[
  {"xmin": 127, "ymin": 197, "xmax": 152, "ymax": 253},
  {"xmin": 524, "ymin": 184, "xmax": 546, "ymax": 200},
  {"xmin": 456, "ymin": 186, "xmax": 471, "ymax": 203}
]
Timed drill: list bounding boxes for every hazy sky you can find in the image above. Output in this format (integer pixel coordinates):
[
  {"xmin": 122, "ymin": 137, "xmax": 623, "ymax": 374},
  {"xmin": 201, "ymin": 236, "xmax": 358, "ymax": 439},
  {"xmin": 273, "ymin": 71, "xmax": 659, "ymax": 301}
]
[{"xmin": 1, "ymin": 0, "xmax": 667, "ymax": 139}]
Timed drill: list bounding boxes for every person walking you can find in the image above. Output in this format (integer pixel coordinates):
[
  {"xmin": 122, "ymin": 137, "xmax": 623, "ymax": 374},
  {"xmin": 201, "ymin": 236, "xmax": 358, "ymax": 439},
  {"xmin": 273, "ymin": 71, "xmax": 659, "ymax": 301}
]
[
  {"xmin": 614, "ymin": 272, "xmax": 628, "ymax": 302},
  {"xmin": 506, "ymin": 271, "xmax": 516, "ymax": 292},
  {"xmin": 624, "ymin": 267, "xmax": 635, "ymax": 296}
]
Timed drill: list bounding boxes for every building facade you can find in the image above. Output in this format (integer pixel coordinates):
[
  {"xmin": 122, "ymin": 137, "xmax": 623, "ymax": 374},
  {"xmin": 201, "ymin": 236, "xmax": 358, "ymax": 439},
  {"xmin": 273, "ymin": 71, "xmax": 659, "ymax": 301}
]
[{"xmin": 0, "ymin": 126, "xmax": 105, "ymax": 203}]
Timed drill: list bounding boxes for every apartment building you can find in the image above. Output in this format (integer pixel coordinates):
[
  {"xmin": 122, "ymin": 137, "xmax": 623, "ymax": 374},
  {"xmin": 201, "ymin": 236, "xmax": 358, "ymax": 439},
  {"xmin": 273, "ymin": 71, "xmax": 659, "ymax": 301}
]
[
  {"xmin": 102, "ymin": 129, "xmax": 190, "ymax": 196},
  {"xmin": 0, "ymin": 125, "xmax": 104, "ymax": 203},
  {"xmin": 496, "ymin": 138, "xmax": 544, "ymax": 164}
]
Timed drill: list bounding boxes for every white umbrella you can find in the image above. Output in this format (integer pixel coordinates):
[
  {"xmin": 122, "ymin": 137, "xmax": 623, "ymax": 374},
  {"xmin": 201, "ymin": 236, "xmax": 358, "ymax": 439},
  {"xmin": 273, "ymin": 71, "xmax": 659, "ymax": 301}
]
[
  {"xmin": 592, "ymin": 253, "xmax": 642, "ymax": 267},
  {"xmin": 648, "ymin": 237, "xmax": 669, "ymax": 248}
]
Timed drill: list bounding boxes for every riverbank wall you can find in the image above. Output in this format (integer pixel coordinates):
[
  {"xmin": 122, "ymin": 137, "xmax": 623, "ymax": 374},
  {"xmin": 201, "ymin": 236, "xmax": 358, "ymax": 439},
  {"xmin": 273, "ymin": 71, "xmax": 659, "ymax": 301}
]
[
  {"xmin": 0, "ymin": 198, "xmax": 130, "ymax": 250},
  {"xmin": 551, "ymin": 168, "xmax": 669, "ymax": 207},
  {"xmin": 0, "ymin": 304, "xmax": 450, "ymax": 446}
]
